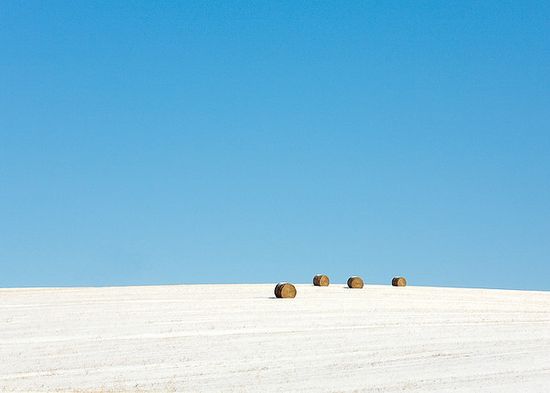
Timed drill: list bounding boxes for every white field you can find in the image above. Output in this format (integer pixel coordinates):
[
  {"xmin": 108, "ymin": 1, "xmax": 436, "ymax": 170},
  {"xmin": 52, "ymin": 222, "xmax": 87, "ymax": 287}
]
[{"xmin": 1, "ymin": 284, "xmax": 549, "ymax": 392}]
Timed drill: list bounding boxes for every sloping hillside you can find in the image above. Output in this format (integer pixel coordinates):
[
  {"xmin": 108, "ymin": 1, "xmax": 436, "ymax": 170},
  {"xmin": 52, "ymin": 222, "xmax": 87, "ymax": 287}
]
[{"xmin": 1, "ymin": 284, "xmax": 549, "ymax": 392}]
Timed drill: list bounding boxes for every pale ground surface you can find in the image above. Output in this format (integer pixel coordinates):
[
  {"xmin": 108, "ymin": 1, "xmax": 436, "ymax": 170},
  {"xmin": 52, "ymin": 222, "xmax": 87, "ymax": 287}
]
[{"xmin": 1, "ymin": 284, "xmax": 549, "ymax": 392}]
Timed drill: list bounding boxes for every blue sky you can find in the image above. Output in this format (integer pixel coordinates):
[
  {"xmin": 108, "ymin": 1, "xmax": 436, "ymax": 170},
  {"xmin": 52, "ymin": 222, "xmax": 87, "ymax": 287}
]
[{"xmin": 1, "ymin": 1, "xmax": 549, "ymax": 289}]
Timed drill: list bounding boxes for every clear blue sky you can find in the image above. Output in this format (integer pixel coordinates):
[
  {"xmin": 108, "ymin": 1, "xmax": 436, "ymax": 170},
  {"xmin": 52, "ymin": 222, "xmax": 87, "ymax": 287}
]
[{"xmin": 1, "ymin": 1, "xmax": 549, "ymax": 289}]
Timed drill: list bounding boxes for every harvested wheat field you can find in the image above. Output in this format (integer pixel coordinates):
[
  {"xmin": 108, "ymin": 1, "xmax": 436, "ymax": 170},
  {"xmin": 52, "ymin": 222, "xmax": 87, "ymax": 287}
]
[{"xmin": 1, "ymin": 284, "xmax": 549, "ymax": 392}]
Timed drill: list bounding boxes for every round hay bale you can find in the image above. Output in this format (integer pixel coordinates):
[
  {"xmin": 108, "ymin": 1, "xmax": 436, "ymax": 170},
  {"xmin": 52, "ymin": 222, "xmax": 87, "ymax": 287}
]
[
  {"xmin": 274, "ymin": 282, "xmax": 297, "ymax": 298},
  {"xmin": 313, "ymin": 274, "xmax": 330, "ymax": 286},
  {"xmin": 392, "ymin": 276, "xmax": 407, "ymax": 287},
  {"xmin": 347, "ymin": 276, "xmax": 364, "ymax": 289}
]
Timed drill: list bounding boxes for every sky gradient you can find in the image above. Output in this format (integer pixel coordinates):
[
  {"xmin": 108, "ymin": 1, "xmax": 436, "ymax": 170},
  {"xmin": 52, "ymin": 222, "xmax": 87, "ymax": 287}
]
[{"xmin": 1, "ymin": 1, "xmax": 549, "ymax": 289}]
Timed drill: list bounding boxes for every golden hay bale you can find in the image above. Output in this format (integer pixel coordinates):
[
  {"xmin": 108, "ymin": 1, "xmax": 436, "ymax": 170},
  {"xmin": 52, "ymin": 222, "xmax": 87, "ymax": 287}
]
[
  {"xmin": 347, "ymin": 276, "xmax": 364, "ymax": 289},
  {"xmin": 274, "ymin": 282, "xmax": 297, "ymax": 298},
  {"xmin": 313, "ymin": 274, "xmax": 330, "ymax": 286},
  {"xmin": 392, "ymin": 276, "xmax": 407, "ymax": 287}
]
